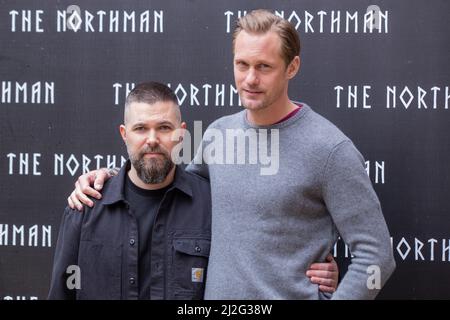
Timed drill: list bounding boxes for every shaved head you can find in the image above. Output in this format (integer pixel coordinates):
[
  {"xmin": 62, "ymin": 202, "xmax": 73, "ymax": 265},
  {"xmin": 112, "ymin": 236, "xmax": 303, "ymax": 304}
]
[
  {"xmin": 124, "ymin": 101, "xmax": 181, "ymax": 126},
  {"xmin": 124, "ymin": 82, "xmax": 181, "ymax": 125}
]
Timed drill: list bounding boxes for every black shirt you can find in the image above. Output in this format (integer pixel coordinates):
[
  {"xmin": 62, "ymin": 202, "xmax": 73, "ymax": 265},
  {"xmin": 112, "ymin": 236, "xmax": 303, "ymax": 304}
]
[{"xmin": 124, "ymin": 174, "xmax": 171, "ymax": 299}]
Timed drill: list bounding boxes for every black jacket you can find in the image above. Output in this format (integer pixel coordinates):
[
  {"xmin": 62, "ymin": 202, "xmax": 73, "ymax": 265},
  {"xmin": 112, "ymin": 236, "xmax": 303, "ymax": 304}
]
[{"xmin": 48, "ymin": 162, "xmax": 211, "ymax": 300}]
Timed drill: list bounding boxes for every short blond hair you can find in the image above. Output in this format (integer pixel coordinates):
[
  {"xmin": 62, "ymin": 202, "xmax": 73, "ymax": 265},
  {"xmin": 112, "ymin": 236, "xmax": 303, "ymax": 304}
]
[{"xmin": 232, "ymin": 9, "xmax": 301, "ymax": 67}]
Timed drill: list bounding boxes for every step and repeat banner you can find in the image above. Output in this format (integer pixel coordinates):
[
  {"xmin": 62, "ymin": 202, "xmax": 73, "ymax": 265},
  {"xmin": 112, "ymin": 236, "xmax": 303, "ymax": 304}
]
[{"xmin": 0, "ymin": 0, "xmax": 449, "ymax": 300}]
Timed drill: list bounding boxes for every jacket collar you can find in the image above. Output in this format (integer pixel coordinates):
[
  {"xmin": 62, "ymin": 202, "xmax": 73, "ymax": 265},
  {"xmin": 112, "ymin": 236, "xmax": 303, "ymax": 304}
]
[{"xmin": 103, "ymin": 160, "xmax": 193, "ymax": 205}]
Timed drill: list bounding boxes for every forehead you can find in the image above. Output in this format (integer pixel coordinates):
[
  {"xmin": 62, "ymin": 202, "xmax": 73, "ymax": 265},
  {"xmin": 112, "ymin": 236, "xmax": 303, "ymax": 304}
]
[
  {"xmin": 234, "ymin": 30, "xmax": 283, "ymax": 63},
  {"xmin": 126, "ymin": 101, "xmax": 178, "ymax": 124}
]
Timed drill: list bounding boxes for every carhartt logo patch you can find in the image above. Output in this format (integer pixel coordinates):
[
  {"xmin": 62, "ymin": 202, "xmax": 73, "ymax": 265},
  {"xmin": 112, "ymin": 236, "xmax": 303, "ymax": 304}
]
[{"xmin": 191, "ymin": 268, "xmax": 204, "ymax": 283}]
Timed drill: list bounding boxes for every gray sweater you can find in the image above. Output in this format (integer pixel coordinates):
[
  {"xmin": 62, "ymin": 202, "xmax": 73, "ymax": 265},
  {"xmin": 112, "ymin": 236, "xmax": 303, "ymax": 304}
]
[{"xmin": 187, "ymin": 103, "xmax": 396, "ymax": 299}]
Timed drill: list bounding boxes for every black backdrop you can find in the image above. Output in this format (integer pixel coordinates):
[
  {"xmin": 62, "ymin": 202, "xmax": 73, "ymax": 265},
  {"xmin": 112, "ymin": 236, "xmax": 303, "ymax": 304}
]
[{"xmin": 0, "ymin": 0, "xmax": 449, "ymax": 300}]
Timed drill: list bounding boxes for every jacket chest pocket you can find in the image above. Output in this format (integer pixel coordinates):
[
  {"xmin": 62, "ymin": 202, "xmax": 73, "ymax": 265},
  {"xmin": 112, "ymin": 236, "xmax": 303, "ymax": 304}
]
[{"xmin": 170, "ymin": 238, "xmax": 210, "ymax": 299}]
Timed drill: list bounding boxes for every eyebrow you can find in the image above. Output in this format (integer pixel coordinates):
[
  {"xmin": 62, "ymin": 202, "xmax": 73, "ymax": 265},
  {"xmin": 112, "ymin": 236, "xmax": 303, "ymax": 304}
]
[
  {"xmin": 234, "ymin": 58, "xmax": 274, "ymax": 65},
  {"xmin": 131, "ymin": 120, "xmax": 175, "ymax": 127},
  {"xmin": 157, "ymin": 121, "xmax": 175, "ymax": 127}
]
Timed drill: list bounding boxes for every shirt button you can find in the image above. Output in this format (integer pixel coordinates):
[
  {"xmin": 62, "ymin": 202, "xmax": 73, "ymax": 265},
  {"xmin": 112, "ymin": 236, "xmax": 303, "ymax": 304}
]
[
  {"xmin": 195, "ymin": 246, "xmax": 201, "ymax": 253},
  {"xmin": 129, "ymin": 238, "xmax": 135, "ymax": 246},
  {"xmin": 129, "ymin": 277, "xmax": 135, "ymax": 285}
]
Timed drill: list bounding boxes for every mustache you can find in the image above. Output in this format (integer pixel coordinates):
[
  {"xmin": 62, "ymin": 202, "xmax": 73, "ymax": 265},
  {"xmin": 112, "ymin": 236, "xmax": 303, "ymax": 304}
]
[{"xmin": 139, "ymin": 146, "xmax": 169, "ymax": 157}]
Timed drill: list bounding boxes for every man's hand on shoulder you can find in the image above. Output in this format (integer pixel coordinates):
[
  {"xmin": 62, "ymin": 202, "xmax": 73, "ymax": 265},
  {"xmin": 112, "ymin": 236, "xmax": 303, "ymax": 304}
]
[{"xmin": 67, "ymin": 168, "xmax": 117, "ymax": 211}]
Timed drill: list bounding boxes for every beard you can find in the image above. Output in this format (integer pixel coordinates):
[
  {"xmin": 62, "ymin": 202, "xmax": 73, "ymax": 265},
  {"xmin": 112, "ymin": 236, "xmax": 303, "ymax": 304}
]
[{"xmin": 129, "ymin": 145, "xmax": 174, "ymax": 184}]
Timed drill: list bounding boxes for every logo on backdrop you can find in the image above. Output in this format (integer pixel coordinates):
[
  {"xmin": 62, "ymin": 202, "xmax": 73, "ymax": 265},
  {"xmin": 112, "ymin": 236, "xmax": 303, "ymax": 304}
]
[
  {"xmin": 9, "ymin": 5, "xmax": 164, "ymax": 33},
  {"xmin": 334, "ymin": 85, "xmax": 449, "ymax": 110},
  {"xmin": 0, "ymin": 224, "xmax": 52, "ymax": 247},
  {"xmin": 113, "ymin": 82, "xmax": 241, "ymax": 108},
  {"xmin": 335, "ymin": 236, "xmax": 450, "ymax": 262},
  {"xmin": 225, "ymin": 7, "xmax": 389, "ymax": 34},
  {"xmin": 6, "ymin": 153, "xmax": 127, "ymax": 176},
  {"xmin": 1, "ymin": 81, "xmax": 55, "ymax": 104},
  {"xmin": 4, "ymin": 151, "xmax": 386, "ymax": 182},
  {"xmin": 3, "ymin": 295, "xmax": 38, "ymax": 300}
]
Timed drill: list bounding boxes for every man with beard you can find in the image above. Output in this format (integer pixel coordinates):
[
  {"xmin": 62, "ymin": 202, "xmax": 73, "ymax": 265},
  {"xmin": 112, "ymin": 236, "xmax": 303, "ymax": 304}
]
[
  {"xmin": 49, "ymin": 81, "xmax": 338, "ymax": 299},
  {"xmin": 48, "ymin": 82, "xmax": 212, "ymax": 299}
]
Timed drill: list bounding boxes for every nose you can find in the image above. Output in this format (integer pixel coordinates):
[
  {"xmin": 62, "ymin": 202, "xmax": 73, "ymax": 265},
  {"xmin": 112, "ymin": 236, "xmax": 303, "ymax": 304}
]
[
  {"xmin": 145, "ymin": 129, "xmax": 159, "ymax": 147},
  {"xmin": 245, "ymin": 68, "xmax": 259, "ymax": 86}
]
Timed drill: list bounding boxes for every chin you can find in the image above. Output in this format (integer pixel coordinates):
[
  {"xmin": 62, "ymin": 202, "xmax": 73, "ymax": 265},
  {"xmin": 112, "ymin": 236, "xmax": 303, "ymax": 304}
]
[{"xmin": 243, "ymin": 101, "xmax": 266, "ymax": 111}]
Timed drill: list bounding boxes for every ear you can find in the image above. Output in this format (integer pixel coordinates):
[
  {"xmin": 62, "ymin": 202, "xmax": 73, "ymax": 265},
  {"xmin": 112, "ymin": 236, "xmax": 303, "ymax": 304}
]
[
  {"xmin": 119, "ymin": 124, "xmax": 127, "ymax": 143},
  {"xmin": 179, "ymin": 122, "xmax": 187, "ymax": 141},
  {"xmin": 286, "ymin": 56, "xmax": 300, "ymax": 79}
]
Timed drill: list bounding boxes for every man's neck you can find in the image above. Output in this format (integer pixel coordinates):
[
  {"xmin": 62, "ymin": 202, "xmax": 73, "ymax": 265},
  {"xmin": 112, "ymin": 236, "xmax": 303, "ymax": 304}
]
[
  {"xmin": 246, "ymin": 97, "xmax": 298, "ymax": 126},
  {"xmin": 128, "ymin": 166, "xmax": 175, "ymax": 190}
]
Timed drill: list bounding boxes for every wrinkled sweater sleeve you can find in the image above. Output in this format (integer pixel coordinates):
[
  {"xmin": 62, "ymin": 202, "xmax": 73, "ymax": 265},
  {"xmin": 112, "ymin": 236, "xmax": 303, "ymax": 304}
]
[{"xmin": 322, "ymin": 140, "xmax": 396, "ymax": 299}]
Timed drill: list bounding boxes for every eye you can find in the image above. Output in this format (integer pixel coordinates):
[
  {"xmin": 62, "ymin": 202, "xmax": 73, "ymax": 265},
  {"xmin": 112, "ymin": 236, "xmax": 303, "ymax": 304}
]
[
  {"xmin": 134, "ymin": 126, "xmax": 146, "ymax": 132},
  {"xmin": 259, "ymin": 64, "xmax": 271, "ymax": 70},
  {"xmin": 159, "ymin": 125, "xmax": 172, "ymax": 131},
  {"xmin": 236, "ymin": 61, "xmax": 249, "ymax": 69}
]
